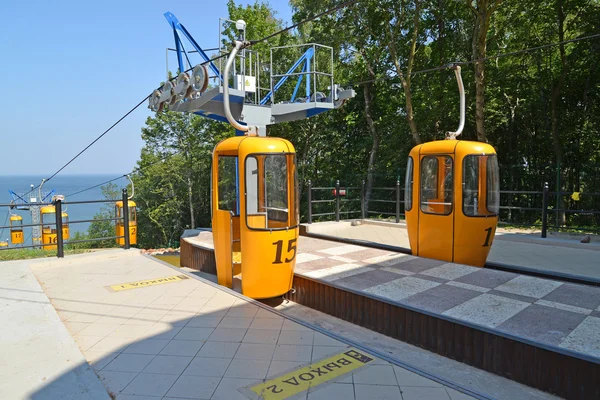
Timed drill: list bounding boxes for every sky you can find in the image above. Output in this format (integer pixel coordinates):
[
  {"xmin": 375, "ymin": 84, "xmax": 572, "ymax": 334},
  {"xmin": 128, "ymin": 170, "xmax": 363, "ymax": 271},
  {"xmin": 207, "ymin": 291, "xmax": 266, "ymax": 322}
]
[{"xmin": 0, "ymin": 0, "xmax": 293, "ymax": 176}]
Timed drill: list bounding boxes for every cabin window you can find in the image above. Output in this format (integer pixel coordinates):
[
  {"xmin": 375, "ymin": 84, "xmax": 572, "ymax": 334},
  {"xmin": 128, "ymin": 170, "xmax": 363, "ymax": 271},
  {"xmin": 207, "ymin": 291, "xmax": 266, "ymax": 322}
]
[
  {"xmin": 218, "ymin": 156, "xmax": 238, "ymax": 214},
  {"xmin": 462, "ymin": 155, "xmax": 499, "ymax": 216},
  {"xmin": 420, "ymin": 155, "xmax": 453, "ymax": 215},
  {"xmin": 404, "ymin": 157, "xmax": 413, "ymax": 211},
  {"xmin": 245, "ymin": 153, "xmax": 298, "ymax": 230}
]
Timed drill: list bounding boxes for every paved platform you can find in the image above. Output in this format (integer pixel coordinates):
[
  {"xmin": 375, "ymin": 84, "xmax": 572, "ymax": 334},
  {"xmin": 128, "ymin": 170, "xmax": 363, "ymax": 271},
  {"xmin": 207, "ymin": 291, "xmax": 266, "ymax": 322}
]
[
  {"xmin": 185, "ymin": 231, "xmax": 600, "ymax": 361},
  {"xmin": 0, "ymin": 258, "xmax": 110, "ymax": 400},
  {"xmin": 12, "ymin": 249, "xmax": 485, "ymax": 400},
  {"xmin": 305, "ymin": 220, "xmax": 600, "ymax": 281}
]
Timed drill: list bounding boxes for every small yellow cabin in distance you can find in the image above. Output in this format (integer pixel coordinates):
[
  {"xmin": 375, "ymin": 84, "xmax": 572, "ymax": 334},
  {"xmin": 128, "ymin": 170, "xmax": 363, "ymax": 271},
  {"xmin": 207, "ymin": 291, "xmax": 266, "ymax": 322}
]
[
  {"xmin": 40, "ymin": 206, "xmax": 70, "ymax": 249},
  {"xmin": 211, "ymin": 135, "xmax": 299, "ymax": 299},
  {"xmin": 115, "ymin": 200, "xmax": 137, "ymax": 246},
  {"xmin": 405, "ymin": 140, "xmax": 500, "ymax": 267}
]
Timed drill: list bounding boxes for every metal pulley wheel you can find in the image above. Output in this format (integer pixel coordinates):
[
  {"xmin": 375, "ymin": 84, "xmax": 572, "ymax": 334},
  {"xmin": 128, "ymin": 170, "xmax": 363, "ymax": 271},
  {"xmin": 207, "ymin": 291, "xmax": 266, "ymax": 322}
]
[
  {"xmin": 149, "ymin": 90, "xmax": 162, "ymax": 111},
  {"xmin": 191, "ymin": 64, "xmax": 209, "ymax": 93}
]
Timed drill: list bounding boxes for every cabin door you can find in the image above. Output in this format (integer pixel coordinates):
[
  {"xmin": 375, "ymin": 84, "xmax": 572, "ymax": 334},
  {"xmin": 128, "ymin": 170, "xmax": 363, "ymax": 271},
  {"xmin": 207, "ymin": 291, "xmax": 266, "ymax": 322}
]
[{"xmin": 417, "ymin": 155, "xmax": 454, "ymax": 261}]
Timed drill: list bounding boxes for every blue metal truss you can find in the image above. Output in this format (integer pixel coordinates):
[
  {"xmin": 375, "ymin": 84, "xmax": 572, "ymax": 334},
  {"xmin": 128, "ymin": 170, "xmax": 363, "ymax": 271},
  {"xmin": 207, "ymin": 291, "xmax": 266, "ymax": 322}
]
[
  {"xmin": 260, "ymin": 47, "xmax": 314, "ymax": 105},
  {"xmin": 164, "ymin": 12, "xmax": 223, "ymax": 82}
]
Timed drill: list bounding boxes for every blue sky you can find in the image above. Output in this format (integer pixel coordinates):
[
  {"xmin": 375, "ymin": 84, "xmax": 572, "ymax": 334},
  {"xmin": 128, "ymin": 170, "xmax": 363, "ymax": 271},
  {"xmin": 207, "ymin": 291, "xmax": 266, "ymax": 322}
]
[{"xmin": 0, "ymin": 0, "xmax": 292, "ymax": 176}]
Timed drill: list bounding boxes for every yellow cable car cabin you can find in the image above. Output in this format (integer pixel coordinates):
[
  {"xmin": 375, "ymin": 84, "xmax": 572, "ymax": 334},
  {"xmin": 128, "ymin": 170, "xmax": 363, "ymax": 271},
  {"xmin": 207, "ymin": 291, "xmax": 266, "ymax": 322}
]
[
  {"xmin": 115, "ymin": 200, "xmax": 137, "ymax": 246},
  {"xmin": 10, "ymin": 215, "xmax": 24, "ymax": 245},
  {"xmin": 405, "ymin": 140, "xmax": 500, "ymax": 267},
  {"xmin": 41, "ymin": 206, "xmax": 69, "ymax": 249},
  {"xmin": 212, "ymin": 135, "xmax": 299, "ymax": 299}
]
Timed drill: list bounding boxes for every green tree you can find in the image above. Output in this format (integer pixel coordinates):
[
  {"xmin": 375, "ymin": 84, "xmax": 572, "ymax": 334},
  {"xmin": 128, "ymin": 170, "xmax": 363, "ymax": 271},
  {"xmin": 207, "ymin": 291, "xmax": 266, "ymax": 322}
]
[{"xmin": 87, "ymin": 183, "xmax": 121, "ymax": 249}]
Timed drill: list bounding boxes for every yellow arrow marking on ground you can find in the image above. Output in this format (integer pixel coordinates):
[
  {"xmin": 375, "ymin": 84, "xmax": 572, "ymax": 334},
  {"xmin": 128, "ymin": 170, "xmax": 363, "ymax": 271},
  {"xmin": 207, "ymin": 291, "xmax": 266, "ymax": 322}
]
[
  {"xmin": 248, "ymin": 348, "xmax": 374, "ymax": 399},
  {"xmin": 109, "ymin": 275, "xmax": 189, "ymax": 291}
]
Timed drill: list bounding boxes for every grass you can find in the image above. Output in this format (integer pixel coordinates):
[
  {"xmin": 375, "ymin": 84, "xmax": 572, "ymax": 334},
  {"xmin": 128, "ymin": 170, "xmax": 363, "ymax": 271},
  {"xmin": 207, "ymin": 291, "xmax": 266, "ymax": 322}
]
[{"xmin": 0, "ymin": 248, "xmax": 99, "ymax": 261}]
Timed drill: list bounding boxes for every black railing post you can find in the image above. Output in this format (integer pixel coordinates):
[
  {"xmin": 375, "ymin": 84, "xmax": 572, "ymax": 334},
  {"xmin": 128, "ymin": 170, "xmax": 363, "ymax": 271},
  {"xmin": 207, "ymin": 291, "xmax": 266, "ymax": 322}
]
[
  {"xmin": 396, "ymin": 179, "xmax": 401, "ymax": 223},
  {"xmin": 361, "ymin": 180, "xmax": 366, "ymax": 219},
  {"xmin": 55, "ymin": 199, "xmax": 64, "ymax": 258},
  {"xmin": 335, "ymin": 180, "xmax": 340, "ymax": 222},
  {"xmin": 122, "ymin": 189, "xmax": 130, "ymax": 249},
  {"xmin": 541, "ymin": 182, "xmax": 549, "ymax": 238},
  {"xmin": 307, "ymin": 180, "xmax": 313, "ymax": 224}
]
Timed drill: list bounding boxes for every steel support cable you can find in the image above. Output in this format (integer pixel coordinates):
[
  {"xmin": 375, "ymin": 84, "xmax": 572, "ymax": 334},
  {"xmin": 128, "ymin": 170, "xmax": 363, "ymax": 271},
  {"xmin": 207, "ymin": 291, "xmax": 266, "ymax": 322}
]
[
  {"xmin": 344, "ymin": 32, "xmax": 600, "ymax": 86},
  {"xmin": 31, "ymin": 0, "xmax": 365, "ymax": 197},
  {"xmin": 65, "ymin": 151, "xmax": 181, "ymax": 198}
]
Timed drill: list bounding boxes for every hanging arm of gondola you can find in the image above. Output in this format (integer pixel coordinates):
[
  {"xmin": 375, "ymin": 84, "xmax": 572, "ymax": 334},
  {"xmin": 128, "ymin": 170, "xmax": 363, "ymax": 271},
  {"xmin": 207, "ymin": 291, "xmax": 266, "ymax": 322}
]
[{"xmin": 447, "ymin": 65, "xmax": 465, "ymax": 140}]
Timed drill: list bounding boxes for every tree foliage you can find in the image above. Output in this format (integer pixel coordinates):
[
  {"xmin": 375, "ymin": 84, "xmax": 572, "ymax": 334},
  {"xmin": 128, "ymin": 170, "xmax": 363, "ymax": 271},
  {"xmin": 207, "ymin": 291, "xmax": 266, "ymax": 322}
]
[{"xmin": 131, "ymin": 0, "xmax": 600, "ymax": 247}]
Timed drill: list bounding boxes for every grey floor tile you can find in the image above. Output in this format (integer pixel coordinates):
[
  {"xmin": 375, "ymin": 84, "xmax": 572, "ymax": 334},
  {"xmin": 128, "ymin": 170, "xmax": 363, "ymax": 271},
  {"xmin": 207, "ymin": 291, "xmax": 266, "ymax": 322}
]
[
  {"xmin": 420, "ymin": 264, "xmax": 479, "ymax": 281},
  {"xmin": 103, "ymin": 353, "xmax": 155, "ymax": 373},
  {"xmin": 281, "ymin": 319, "xmax": 312, "ymax": 331},
  {"xmin": 495, "ymin": 275, "xmax": 563, "ymax": 299},
  {"xmin": 267, "ymin": 360, "xmax": 307, "ymax": 377},
  {"xmin": 211, "ymin": 377, "xmax": 257, "ymax": 400},
  {"xmin": 334, "ymin": 269, "xmax": 405, "ymax": 290},
  {"xmin": 122, "ymin": 372, "xmax": 179, "ymax": 396},
  {"xmin": 559, "ymin": 316, "xmax": 600, "ymax": 357},
  {"xmin": 401, "ymin": 386, "xmax": 451, "ymax": 400},
  {"xmin": 217, "ymin": 316, "xmax": 253, "ymax": 329},
  {"xmin": 224, "ymin": 358, "xmax": 271, "ymax": 379},
  {"xmin": 393, "ymin": 366, "xmax": 443, "ymax": 387},
  {"xmin": 242, "ymin": 328, "xmax": 280, "ymax": 344},
  {"xmin": 313, "ymin": 332, "xmax": 344, "ymax": 346},
  {"xmin": 166, "ymin": 375, "xmax": 220, "ymax": 399},
  {"xmin": 391, "ymin": 257, "xmax": 446, "ymax": 273},
  {"xmin": 226, "ymin": 306, "xmax": 259, "ymax": 318},
  {"xmin": 197, "ymin": 341, "xmax": 240, "ymax": 358},
  {"xmin": 273, "ymin": 344, "xmax": 313, "ymax": 362},
  {"xmin": 174, "ymin": 327, "xmax": 215, "ymax": 341},
  {"xmin": 402, "ymin": 284, "xmax": 481, "ymax": 314},
  {"xmin": 123, "ymin": 338, "xmax": 169, "ymax": 355},
  {"xmin": 443, "ymin": 294, "xmax": 529, "ymax": 328},
  {"xmin": 446, "ymin": 388, "xmax": 476, "ymax": 399},
  {"xmin": 454, "ymin": 269, "xmax": 518, "ymax": 289},
  {"xmin": 249, "ymin": 317, "xmax": 284, "ymax": 330},
  {"xmin": 307, "ymin": 382, "xmax": 355, "ymax": 399},
  {"xmin": 311, "ymin": 346, "xmax": 349, "ymax": 362},
  {"xmin": 543, "ymin": 282, "xmax": 600, "ymax": 310},
  {"xmin": 355, "ymin": 383, "xmax": 403, "ymax": 399},
  {"xmin": 185, "ymin": 316, "xmax": 223, "ymax": 328},
  {"xmin": 207, "ymin": 327, "xmax": 248, "ymax": 342},
  {"xmin": 278, "ymin": 330, "xmax": 314, "ymax": 346},
  {"xmin": 234, "ymin": 343, "xmax": 276, "ymax": 360},
  {"xmin": 97, "ymin": 370, "xmax": 137, "ymax": 396},
  {"xmin": 365, "ymin": 276, "xmax": 441, "ymax": 301},
  {"xmin": 159, "ymin": 339, "xmax": 204, "ymax": 357},
  {"xmin": 183, "ymin": 356, "xmax": 232, "ymax": 377},
  {"xmin": 353, "ymin": 364, "xmax": 397, "ymax": 385},
  {"xmin": 142, "ymin": 355, "xmax": 193, "ymax": 375},
  {"xmin": 116, "ymin": 395, "xmax": 162, "ymax": 400},
  {"xmin": 496, "ymin": 304, "xmax": 586, "ymax": 345},
  {"xmin": 488, "ymin": 290, "xmax": 537, "ymax": 303}
]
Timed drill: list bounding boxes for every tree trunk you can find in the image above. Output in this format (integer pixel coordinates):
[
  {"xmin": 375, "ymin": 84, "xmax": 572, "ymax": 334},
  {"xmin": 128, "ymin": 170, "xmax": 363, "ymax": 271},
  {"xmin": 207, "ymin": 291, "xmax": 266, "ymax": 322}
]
[
  {"xmin": 468, "ymin": 0, "xmax": 502, "ymax": 142},
  {"xmin": 387, "ymin": 0, "xmax": 421, "ymax": 144},
  {"xmin": 363, "ymin": 82, "xmax": 379, "ymax": 214},
  {"xmin": 550, "ymin": 0, "xmax": 568, "ymax": 226},
  {"xmin": 187, "ymin": 172, "xmax": 195, "ymax": 229}
]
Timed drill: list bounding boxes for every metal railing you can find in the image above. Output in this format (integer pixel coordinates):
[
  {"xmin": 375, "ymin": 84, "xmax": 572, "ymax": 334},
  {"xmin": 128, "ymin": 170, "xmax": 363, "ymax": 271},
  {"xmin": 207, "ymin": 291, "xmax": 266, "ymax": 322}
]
[
  {"xmin": 0, "ymin": 189, "xmax": 132, "ymax": 257},
  {"xmin": 307, "ymin": 180, "xmax": 600, "ymax": 237}
]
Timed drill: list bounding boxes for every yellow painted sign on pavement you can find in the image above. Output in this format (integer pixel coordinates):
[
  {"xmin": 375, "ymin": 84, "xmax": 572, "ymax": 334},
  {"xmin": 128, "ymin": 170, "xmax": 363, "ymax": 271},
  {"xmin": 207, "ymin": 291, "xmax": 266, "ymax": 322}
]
[
  {"xmin": 249, "ymin": 348, "xmax": 374, "ymax": 399},
  {"xmin": 110, "ymin": 275, "xmax": 189, "ymax": 291}
]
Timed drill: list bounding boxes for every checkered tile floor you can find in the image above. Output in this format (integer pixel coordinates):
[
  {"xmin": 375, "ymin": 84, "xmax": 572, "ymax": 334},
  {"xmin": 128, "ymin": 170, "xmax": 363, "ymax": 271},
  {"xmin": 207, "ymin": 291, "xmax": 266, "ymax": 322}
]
[{"xmin": 295, "ymin": 237, "xmax": 600, "ymax": 359}]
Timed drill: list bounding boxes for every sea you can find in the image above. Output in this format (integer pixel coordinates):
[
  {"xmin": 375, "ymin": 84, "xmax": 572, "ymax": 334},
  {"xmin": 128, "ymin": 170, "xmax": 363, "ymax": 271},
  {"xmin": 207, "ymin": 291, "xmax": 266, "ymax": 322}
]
[{"xmin": 0, "ymin": 175, "xmax": 129, "ymax": 245}]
